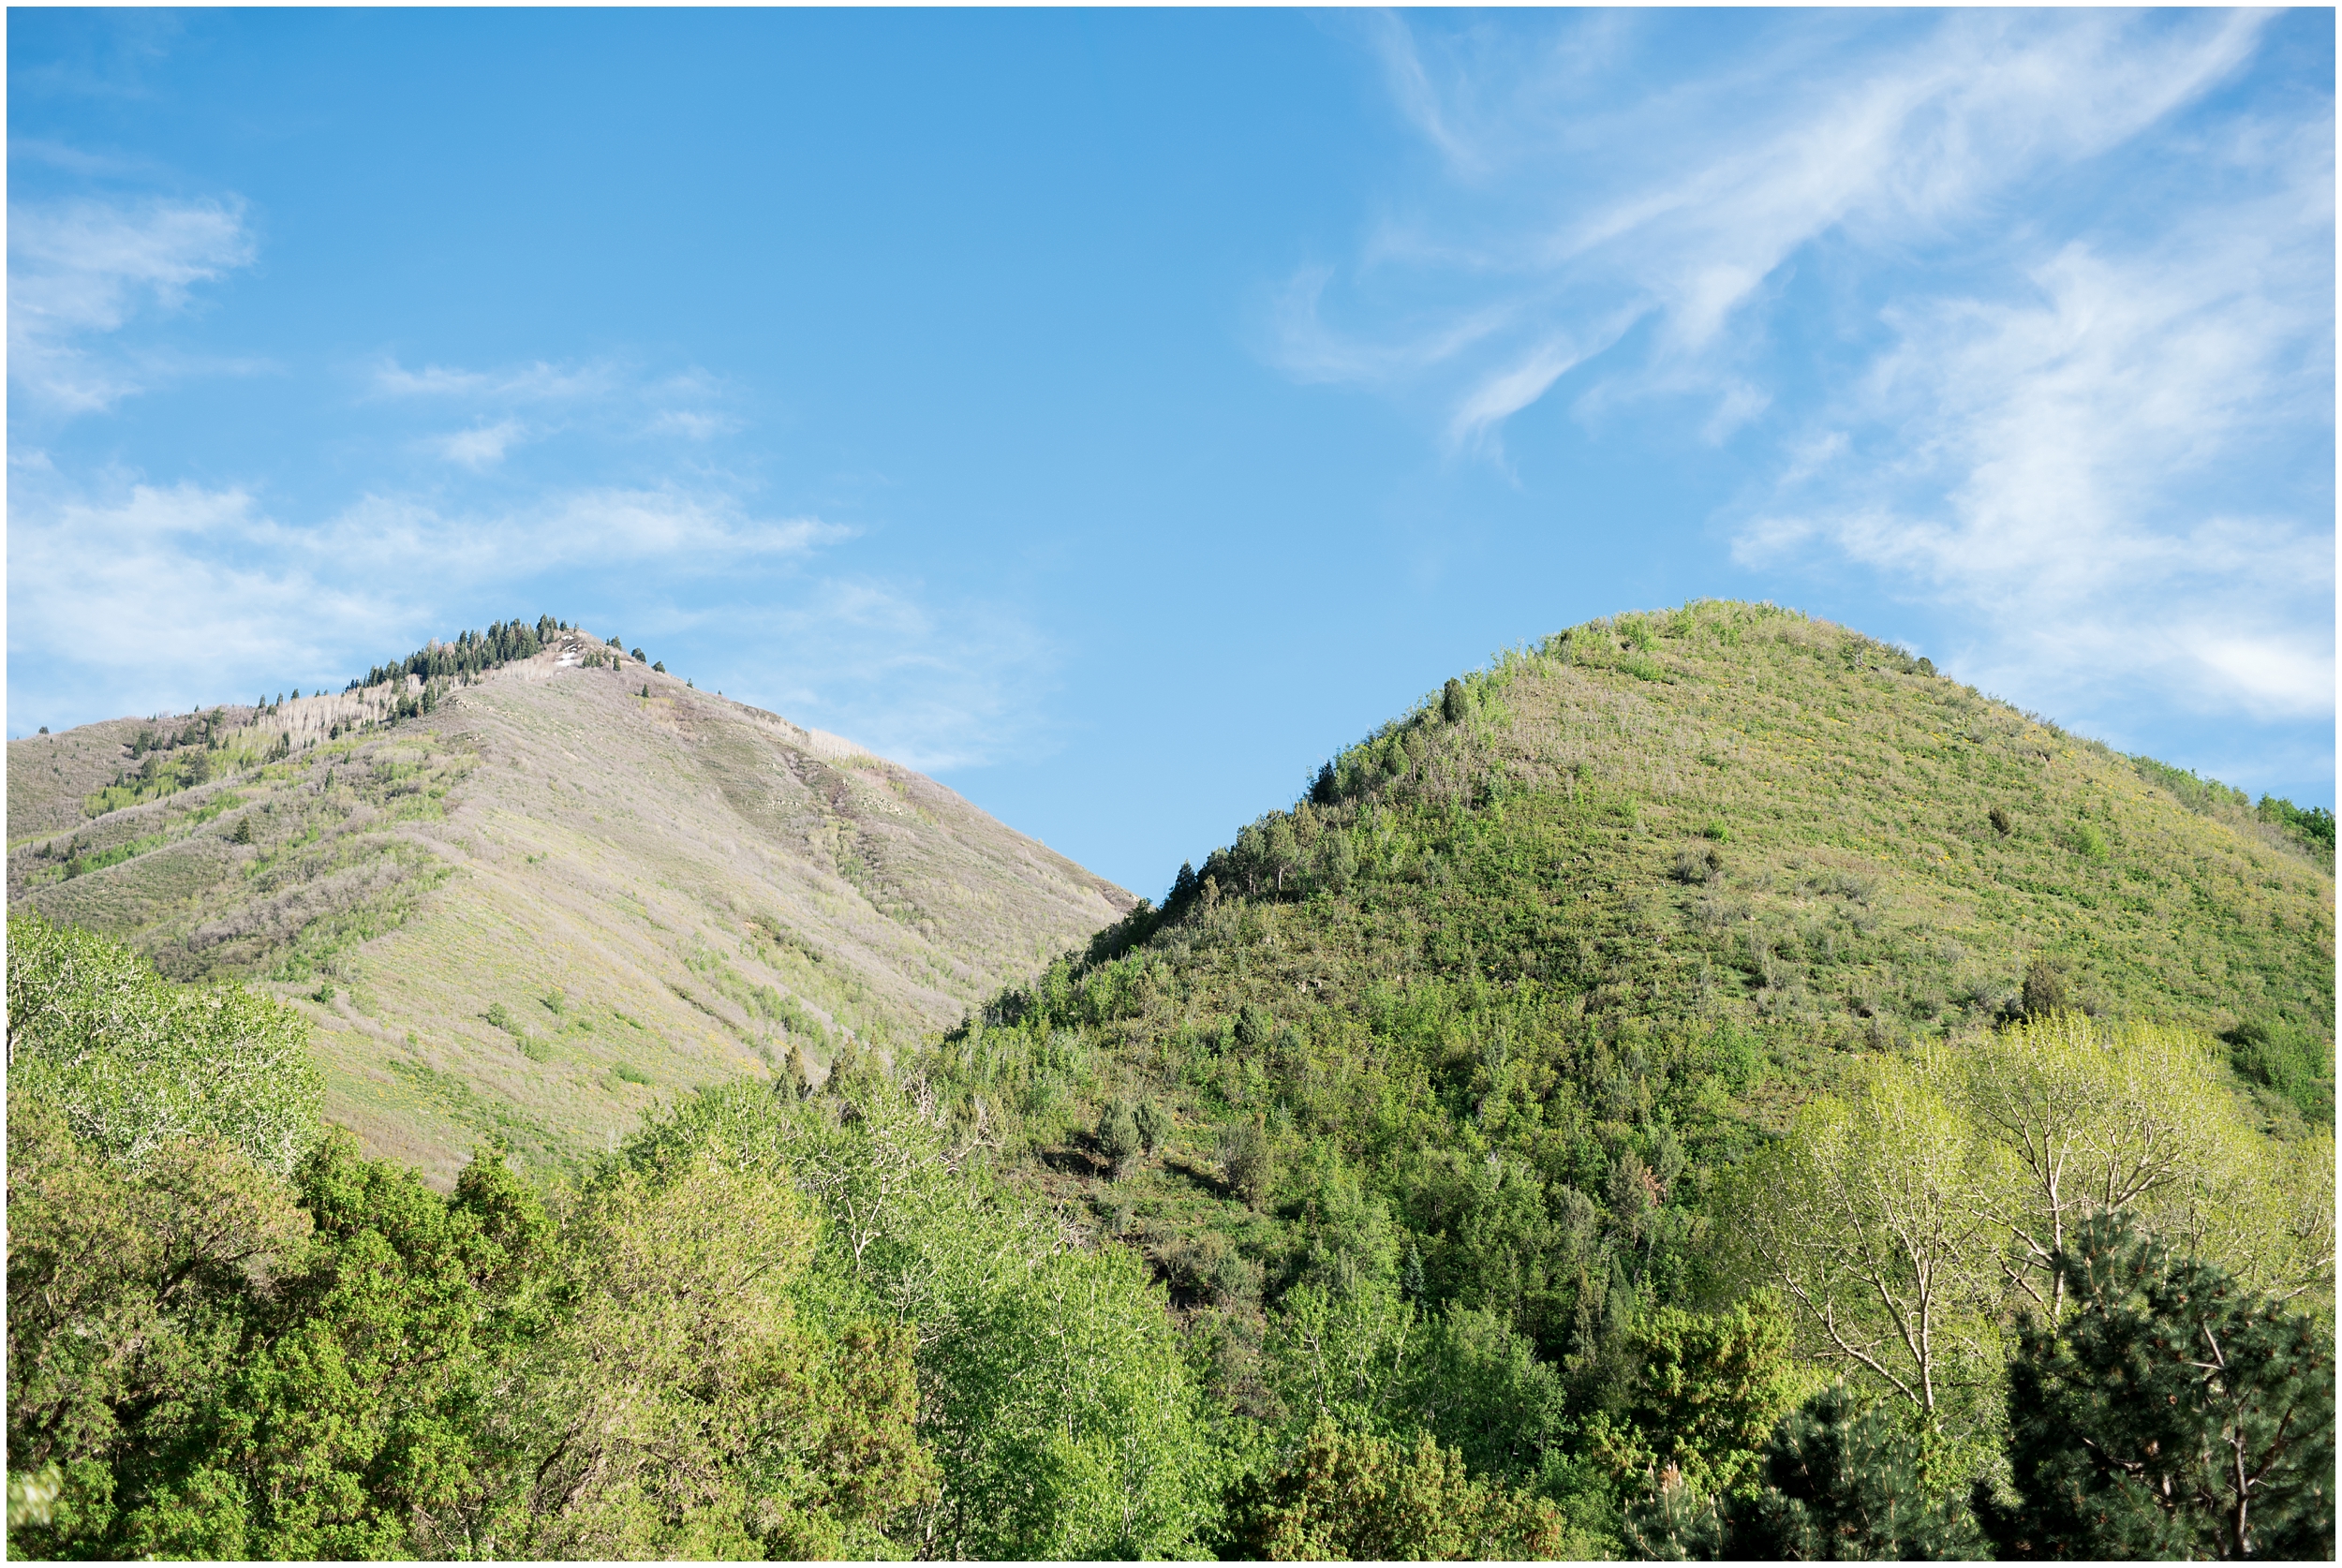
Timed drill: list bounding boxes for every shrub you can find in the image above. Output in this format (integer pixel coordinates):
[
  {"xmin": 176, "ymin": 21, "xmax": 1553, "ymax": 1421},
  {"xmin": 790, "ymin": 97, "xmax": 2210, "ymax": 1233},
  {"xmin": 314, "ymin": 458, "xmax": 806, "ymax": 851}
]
[
  {"xmin": 615, "ymin": 1062, "xmax": 653, "ymax": 1086},
  {"xmin": 1988, "ymin": 806, "xmax": 2012, "ymax": 836},
  {"xmin": 1235, "ymin": 1006, "xmax": 1274, "ymax": 1053},
  {"xmin": 1222, "ymin": 1416, "xmax": 1565, "ymax": 1561},
  {"xmin": 1134, "ymin": 1099, "xmax": 1173, "ymax": 1154},
  {"xmin": 1220, "ymin": 1119, "xmax": 1273, "ymax": 1206},
  {"xmin": 2021, "ymin": 958, "xmax": 2068, "ymax": 1019},
  {"xmin": 1671, "ymin": 845, "xmax": 1723, "ymax": 885},
  {"xmin": 2221, "ymin": 1016, "xmax": 2335, "ymax": 1122},
  {"xmin": 1442, "ymin": 678, "xmax": 1468, "ymax": 724},
  {"xmin": 2258, "ymin": 794, "xmax": 2337, "ymax": 854},
  {"xmin": 1097, "ymin": 1100, "xmax": 1142, "ymax": 1178}
]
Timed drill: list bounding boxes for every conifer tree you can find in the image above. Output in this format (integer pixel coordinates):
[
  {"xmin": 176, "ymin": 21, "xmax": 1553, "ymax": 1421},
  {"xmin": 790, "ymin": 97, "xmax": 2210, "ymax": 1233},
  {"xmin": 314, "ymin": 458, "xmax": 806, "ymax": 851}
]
[{"xmin": 1979, "ymin": 1213, "xmax": 2335, "ymax": 1561}]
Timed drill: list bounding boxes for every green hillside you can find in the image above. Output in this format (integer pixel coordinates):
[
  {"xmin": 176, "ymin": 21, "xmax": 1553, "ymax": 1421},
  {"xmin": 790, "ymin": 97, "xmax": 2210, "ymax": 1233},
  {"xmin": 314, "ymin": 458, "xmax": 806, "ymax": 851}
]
[
  {"xmin": 7, "ymin": 624, "xmax": 1130, "ymax": 1182},
  {"xmin": 936, "ymin": 597, "xmax": 2331, "ymax": 1130},
  {"xmin": 895, "ymin": 598, "xmax": 2333, "ymax": 1535}
]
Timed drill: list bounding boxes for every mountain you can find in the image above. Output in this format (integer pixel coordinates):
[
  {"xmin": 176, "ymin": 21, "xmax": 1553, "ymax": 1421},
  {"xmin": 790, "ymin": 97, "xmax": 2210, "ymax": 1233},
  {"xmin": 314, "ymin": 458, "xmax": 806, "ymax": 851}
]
[{"xmin": 7, "ymin": 624, "xmax": 1130, "ymax": 1180}]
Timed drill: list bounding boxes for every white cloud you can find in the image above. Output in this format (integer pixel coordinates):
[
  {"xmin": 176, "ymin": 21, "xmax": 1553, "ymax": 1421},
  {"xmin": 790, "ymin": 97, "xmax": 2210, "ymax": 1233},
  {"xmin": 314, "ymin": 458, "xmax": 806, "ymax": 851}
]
[
  {"xmin": 5, "ymin": 468, "xmax": 1054, "ymax": 768},
  {"xmin": 435, "ymin": 419, "xmax": 527, "ymax": 468},
  {"xmin": 371, "ymin": 357, "xmax": 618, "ymax": 402},
  {"xmin": 1296, "ymin": 10, "xmax": 2275, "ymax": 440},
  {"xmin": 1736, "ymin": 193, "xmax": 2334, "ymax": 719},
  {"xmin": 646, "ymin": 408, "xmax": 740, "ymax": 440},
  {"xmin": 696, "ymin": 581, "xmax": 1060, "ymax": 774},
  {"xmin": 1297, "ymin": 9, "xmax": 2330, "ymax": 729},
  {"xmin": 7, "ymin": 194, "xmax": 256, "ymax": 411}
]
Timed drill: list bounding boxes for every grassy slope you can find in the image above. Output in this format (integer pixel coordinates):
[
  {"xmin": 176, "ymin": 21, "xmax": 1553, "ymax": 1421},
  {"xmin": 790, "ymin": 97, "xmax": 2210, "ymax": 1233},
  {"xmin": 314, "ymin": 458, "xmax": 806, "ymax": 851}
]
[
  {"xmin": 905, "ymin": 599, "xmax": 2332, "ymax": 1375},
  {"xmin": 7, "ymin": 634, "xmax": 1130, "ymax": 1183}
]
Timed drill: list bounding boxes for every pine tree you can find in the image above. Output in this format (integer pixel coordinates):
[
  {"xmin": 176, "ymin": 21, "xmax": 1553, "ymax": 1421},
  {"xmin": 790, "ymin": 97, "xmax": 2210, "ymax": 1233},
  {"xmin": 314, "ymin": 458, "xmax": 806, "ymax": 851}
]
[
  {"xmin": 1629, "ymin": 1383, "xmax": 1980, "ymax": 1561},
  {"xmin": 1979, "ymin": 1213, "xmax": 2335, "ymax": 1561}
]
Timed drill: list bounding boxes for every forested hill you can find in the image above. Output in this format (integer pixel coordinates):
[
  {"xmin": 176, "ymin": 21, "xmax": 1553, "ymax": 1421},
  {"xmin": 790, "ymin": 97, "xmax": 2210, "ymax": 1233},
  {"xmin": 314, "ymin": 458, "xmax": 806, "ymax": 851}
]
[
  {"xmin": 888, "ymin": 597, "xmax": 2333, "ymax": 1546},
  {"xmin": 990, "ymin": 595, "xmax": 2331, "ymax": 1109},
  {"xmin": 6, "ymin": 626, "xmax": 1131, "ymax": 1180}
]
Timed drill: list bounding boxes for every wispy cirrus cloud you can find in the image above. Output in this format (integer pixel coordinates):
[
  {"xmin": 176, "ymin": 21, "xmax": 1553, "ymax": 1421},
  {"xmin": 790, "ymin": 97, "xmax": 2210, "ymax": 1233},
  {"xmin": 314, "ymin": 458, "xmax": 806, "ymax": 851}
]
[
  {"xmin": 371, "ymin": 357, "xmax": 620, "ymax": 403},
  {"xmin": 1291, "ymin": 10, "xmax": 2274, "ymax": 447},
  {"xmin": 433, "ymin": 420, "xmax": 529, "ymax": 469},
  {"xmin": 1285, "ymin": 8, "xmax": 2331, "ymax": 741},
  {"xmin": 7, "ymin": 193, "xmax": 257, "ymax": 411},
  {"xmin": 371, "ymin": 354, "xmax": 745, "ymax": 466},
  {"xmin": 1739, "ymin": 185, "xmax": 2335, "ymax": 723}
]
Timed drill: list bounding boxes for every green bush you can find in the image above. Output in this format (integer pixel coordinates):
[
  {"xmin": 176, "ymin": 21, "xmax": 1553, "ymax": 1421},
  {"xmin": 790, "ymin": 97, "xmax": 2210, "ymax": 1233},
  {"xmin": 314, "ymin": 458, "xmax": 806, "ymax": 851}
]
[
  {"xmin": 1219, "ymin": 1118, "xmax": 1273, "ymax": 1206},
  {"xmin": 2222, "ymin": 1016, "xmax": 2335, "ymax": 1122},
  {"xmin": 1096, "ymin": 1100, "xmax": 1142, "ymax": 1177},
  {"xmin": 1442, "ymin": 678, "xmax": 1469, "ymax": 724},
  {"xmin": 1134, "ymin": 1098, "xmax": 1173, "ymax": 1154},
  {"xmin": 2258, "ymin": 794, "xmax": 2336, "ymax": 854}
]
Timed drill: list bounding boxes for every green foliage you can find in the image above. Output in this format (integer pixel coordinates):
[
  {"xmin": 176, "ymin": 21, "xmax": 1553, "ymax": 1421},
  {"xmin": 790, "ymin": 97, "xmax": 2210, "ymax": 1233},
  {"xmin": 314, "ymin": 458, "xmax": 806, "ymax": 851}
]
[
  {"xmin": 621, "ymin": 1076, "xmax": 1224, "ymax": 1560},
  {"xmin": 5, "ymin": 1097, "xmax": 315, "ymax": 1559},
  {"xmin": 1221, "ymin": 1415, "xmax": 1566, "ymax": 1560},
  {"xmin": 2021, "ymin": 955, "xmax": 2067, "ymax": 1018},
  {"xmin": 1630, "ymin": 1383, "xmax": 1983, "ymax": 1561},
  {"xmin": 2259, "ymin": 792, "xmax": 2336, "ymax": 853},
  {"xmin": 346, "ymin": 615, "xmax": 556, "ymax": 694},
  {"xmin": 1097, "ymin": 1098, "xmax": 1143, "ymax": 1176},
  {"xmin": 1220, "ymin": 1117, "xmax": 1274, "ymax": 1206},
  {"xmin": 1733, "ymin": 1016, "xmax": 2332, "ymax": 1464},
  {"xmin": 7, "ymin": 914, "xmax": 322, "ymax": 1175},
  {"xmin": 1588, "ymin": 1293, "xmax": 1810, "ymax": 1502},
  {"xmin": 1134, "ymin": 1096, "xmax": 1173, "ymax": 1153},
  {"xmin": 1982, "ymin": 1212, "xmax": 2335, "ymax": 1561},
  {"xmin": 2223, "ymin": 1014, "xmax": 2335, "ymax": 1122},
  {"xmin": 484, "ymin": 1152, "xmax": 933, "ymax": 1559},
  {"xmin": 2132, "ymin": 753, "xmax": 2250, "ymax": 818}
]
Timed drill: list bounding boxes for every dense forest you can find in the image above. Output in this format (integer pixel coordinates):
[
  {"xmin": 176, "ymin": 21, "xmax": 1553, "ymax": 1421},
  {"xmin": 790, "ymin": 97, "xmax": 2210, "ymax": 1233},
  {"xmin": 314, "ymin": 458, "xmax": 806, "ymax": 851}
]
[{"xmin": 8, "ymin": 601, "xmax": 2334, "ymax": 1560}]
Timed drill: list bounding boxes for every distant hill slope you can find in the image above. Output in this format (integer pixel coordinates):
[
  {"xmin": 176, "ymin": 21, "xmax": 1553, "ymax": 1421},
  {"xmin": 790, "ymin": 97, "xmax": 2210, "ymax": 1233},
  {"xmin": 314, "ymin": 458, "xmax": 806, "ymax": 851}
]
[{"xmin": 7, "ymin": 629, "xmax": 1130, "ymax": 1180}]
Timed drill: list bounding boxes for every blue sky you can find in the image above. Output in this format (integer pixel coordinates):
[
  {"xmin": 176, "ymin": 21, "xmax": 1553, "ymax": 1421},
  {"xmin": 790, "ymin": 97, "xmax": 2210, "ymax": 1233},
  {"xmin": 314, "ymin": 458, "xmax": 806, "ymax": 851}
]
[{"xmin": 8, "ymin": 8, "xmax": 2333, "ymax": 898}]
